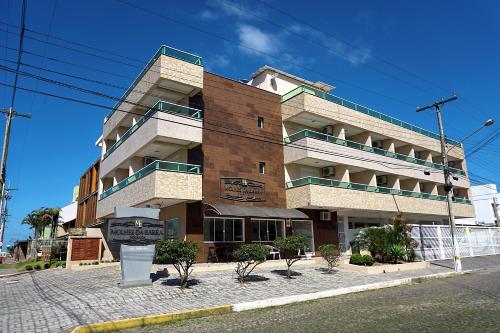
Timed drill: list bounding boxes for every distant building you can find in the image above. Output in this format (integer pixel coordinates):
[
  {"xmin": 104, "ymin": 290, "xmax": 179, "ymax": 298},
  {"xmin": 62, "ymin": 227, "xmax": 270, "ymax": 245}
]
[{"xmin": 457, "ymin": 184, "xmax": 499, "ymax": 226}]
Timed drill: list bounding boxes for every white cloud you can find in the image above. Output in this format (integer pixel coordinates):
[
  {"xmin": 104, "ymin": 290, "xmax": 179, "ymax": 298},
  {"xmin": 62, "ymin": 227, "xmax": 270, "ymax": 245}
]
[
  {"xmin": 198, "ymin": 0, "xmax": 265, "ymax": 21},
  {"xmin": 237, "ymin": 25, "xmax": 279, "ymax": 56},
  {"xmin": 287, "ymin": 24, "xmax": 371, "ymax": 66}
]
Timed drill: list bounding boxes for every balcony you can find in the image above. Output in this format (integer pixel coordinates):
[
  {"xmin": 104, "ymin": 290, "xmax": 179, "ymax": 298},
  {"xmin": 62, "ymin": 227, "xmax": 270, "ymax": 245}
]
[
  {"xmin": 100, "ymin": 100, "xmax": 203, "ymax": 178},
  {"xmin": 96, "ymin": 160, "xmax": 202, "ymax": 218},
  {"xmin": 284, "ymin": 130, "xmax": 468, "ymax": 182},
  {"xmin": 281, "ymin": 85, "xmax": 464, "ymax": 159},
  {"xmin": 285, "ymin": 176, "xmax": 474, "ymax": 218},
  {"xmin": 104, "ymin": 45, "xmax": 204, "ymax": 135}
]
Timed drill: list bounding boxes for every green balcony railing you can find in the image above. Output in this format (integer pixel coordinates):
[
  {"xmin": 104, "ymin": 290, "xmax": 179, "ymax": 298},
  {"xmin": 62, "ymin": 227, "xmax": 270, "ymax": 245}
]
[
  {"xmin": 281, "ymin": 85, "xmax": 462, "ymax": 147},
  {"xmin": 285, "ymin": 176, "xmax": 472, "ymax": 205},
  {"xmin": 283, "ymin": 129, "xmax": 467, "ymax": 177},
  {"xmin": 104, "ymin": 45, "xmax": 203, "ymax": 123},
  {"xmin": 99, "ymin": 160, "xmax": 202, "ymax": 200},
  {"xmin": 102, "ymin": 100, "xmax": 202, "ymax": 160}
]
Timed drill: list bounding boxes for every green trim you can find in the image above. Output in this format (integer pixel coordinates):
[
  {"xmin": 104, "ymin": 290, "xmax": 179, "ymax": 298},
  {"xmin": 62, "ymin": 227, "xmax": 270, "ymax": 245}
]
[
  {"xmin": 99, "ymin": 160, "xmax": 202, "ymax": 200},
  {"xmin": 285, "ymin": 176, "xmax": 472, "ymax": 205},
  {"xmin": 102, "ymin": 100, "xmax": 202, "ymax": 160},
  {"xmin": 284, "ymin": 129, "xmax": 467, "ymax": 177},
  {"xmin": 281, "ymin": 85, "xmax": 461, "ymax": 147},
  {"xmin": 104, "ymin": 45, "xmax": 203, "ymax": 123}
]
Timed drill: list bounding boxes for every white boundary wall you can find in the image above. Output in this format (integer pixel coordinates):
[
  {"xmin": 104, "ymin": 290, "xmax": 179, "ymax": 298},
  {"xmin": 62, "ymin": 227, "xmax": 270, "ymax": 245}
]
[{"xmin": 411, "ymin": 225, "xmax": 500, "ymax": 261}]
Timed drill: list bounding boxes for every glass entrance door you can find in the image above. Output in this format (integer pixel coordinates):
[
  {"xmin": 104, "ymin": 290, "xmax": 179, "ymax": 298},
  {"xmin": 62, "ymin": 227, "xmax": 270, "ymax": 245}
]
[{"xmin": 292, "ymin": 220, "xmax": 314, "ymax": 252}]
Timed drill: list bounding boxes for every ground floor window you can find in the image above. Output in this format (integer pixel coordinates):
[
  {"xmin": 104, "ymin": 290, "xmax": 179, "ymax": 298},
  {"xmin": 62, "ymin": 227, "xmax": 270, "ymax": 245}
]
[
  {"xmin": 203, "ymin": 217, "xmax": 244, "ymax": 242},
  {"xmin": 251, "ymin": 219, "xmax": 285, "ymax": 242}
]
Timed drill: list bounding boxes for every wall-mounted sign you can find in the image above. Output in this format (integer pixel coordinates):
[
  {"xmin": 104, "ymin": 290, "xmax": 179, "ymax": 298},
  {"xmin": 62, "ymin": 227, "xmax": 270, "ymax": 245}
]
[
  {"xmin": 220, "ymin": 177, "xmax": 265, "ymax": 202},
  {"xmin": 108, "ymin": 218, "xmax": 164, "ymax": 245}
]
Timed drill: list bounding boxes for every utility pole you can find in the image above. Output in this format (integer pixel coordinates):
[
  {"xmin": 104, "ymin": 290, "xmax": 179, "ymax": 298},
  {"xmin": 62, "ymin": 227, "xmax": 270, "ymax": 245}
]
[
  {"xmin": 417, "ymin": 95, "xmax": 462, "ymax": 272},
  {"xmin": 0, "ymin": 186, "xmax": 16, "ymax": 250}
]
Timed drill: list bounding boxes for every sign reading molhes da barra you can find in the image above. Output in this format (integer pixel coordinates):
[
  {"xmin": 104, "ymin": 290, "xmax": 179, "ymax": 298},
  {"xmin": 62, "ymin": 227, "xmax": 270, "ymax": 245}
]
[
  {"xmin": 220, "ymin": 177, "xmax": 265, "ymax": 202},
  {"xmin": 108, "ymin": 218, "xmax": 164, "ymax": 245}
]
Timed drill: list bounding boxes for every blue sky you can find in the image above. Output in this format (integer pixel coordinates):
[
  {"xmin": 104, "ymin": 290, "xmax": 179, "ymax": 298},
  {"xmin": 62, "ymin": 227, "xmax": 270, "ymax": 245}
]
[{"xmin": 1, "ymin": 0, "xmax": 499, "ymax": 248}]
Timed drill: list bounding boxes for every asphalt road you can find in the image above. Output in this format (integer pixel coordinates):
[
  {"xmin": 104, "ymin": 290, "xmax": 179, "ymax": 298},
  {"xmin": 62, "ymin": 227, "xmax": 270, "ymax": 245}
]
[{"xmin": 124, "ymin": 269, "xmax": 500, "ymax": 333}]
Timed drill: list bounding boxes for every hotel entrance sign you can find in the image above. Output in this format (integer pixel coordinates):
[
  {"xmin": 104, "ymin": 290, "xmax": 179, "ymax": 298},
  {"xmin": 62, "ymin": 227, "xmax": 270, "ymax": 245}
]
[
  {"xmin": 108, "ymin": 218, "xmax": 164, "ymax": 245},
  {"xmin": 220, "ymin": 177, "xmax": 265, "ymax": 202}
]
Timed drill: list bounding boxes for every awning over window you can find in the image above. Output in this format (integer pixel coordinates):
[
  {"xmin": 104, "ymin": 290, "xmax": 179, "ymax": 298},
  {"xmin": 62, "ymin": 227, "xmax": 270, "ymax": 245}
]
[{"xmin": 204, "ymin": 204, "xmax": 308, "ymax": 219}]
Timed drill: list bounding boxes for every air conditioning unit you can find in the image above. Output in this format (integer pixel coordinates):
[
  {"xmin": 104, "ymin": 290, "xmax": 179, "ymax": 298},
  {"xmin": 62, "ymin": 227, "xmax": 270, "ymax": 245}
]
[
  {"xmin": 144, "ymin": 156, "xmax": 156, "ymax": 166},
  {"xmin": 448, "ymin": 161, "xmax": 457, "ymax": 168},
  {"xmin": 320, "ymin": 211, "xmax": 331, "ymax": 221},
  {"xmin": 376, "ymin": 175, "xmax": 388, "ymax": 185},
  {"xmin": 372, "ymin": 140, "xmax": 383, "ymax": 149},
  {"xmin": 322, "ymin": 125, "xmax": 334, "ymax": 136},
  {"xmin": 322, "ymin": 166, "xmax": 336, "ymax": 177}
]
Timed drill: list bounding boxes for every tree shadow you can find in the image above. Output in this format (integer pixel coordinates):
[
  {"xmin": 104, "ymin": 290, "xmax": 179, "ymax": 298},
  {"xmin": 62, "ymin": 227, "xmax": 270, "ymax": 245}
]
[
  {"xmin": 150, "ymin": 271, "xmax": 169, "ymax": 283},
  {"xmin": 270, "ymin": 269, "xmax": 302, "ymax": 278},
  {"xmin": 235, "ymin": 275, "xmax": 270, "ymax": 283},
  {"xmin": 315, "ymin": 267, "xmax": 339, "ymax": 274},
  {"xmin": 161, "ymin": 278, "xmax": 201, "ymax": 288}
]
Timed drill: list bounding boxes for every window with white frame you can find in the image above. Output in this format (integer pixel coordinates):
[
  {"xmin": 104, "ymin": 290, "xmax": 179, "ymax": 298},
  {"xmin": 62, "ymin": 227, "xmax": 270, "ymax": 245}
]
[
  {"xmin": 203, "ymin": 217, "xmax": 244, "ymax": 242},
  {"xmin": 251, "ymin": 219, "xmax": 285, "ymax": 242}
]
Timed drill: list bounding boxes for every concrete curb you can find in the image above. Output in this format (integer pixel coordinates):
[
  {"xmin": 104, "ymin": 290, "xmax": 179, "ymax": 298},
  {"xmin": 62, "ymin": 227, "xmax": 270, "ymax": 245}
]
[
  {"xmin": 70, "ymin": 305, "xmax": 233, "ymax": 333},
  {"xmin": 233, "ymin": 270, "xmax": 466, "ymax": 312},
  {"xmin": 69, "ymin": 270, "xmax": 469, "ymax": 332}
]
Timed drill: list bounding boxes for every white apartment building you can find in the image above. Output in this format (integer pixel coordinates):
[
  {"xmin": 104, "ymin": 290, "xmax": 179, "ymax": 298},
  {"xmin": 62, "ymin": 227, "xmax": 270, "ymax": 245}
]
[{"xmin": 457, "ymin": 184, "xmax": 499, "ymax": 226}]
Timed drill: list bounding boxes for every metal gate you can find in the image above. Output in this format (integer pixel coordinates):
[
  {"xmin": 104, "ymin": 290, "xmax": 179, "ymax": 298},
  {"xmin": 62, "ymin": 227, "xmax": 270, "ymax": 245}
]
[{"xmin": 411, "ymin": 225, "xmax": 500, "ymax": 261}]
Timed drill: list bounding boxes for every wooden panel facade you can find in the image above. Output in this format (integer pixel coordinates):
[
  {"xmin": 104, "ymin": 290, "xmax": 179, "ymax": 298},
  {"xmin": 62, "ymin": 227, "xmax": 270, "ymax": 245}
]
[
  {"xmin": 70, "ymin": 238, "xmax": 100, "ymax": 261},
  {"xmin": 76, "ymin": 159, "xmax": 100, "ymax": 228}
]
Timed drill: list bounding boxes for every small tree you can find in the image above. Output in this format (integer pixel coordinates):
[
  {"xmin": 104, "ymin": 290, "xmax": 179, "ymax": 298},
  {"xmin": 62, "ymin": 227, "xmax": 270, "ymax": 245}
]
[
  {"xmin": 273, "ymin": 234, "xmax": 307, "ymax": 279},
  {"xmin": 155, "ymin": 240, "xmax": 200, "ymax": 288},
  {"xmin": 233, "ymin": 244, "xmax": 270, "ymax": 283},
  {"xmin": 318, "ymin": 244, "xmax": 340, "ymax": 273}
]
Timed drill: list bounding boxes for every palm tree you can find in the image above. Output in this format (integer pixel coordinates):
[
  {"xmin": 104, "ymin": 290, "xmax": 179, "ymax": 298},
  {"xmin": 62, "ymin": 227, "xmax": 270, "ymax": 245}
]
[{"xmin": 21, "ymin": 207, "xmax": 61, "ymax": 240}]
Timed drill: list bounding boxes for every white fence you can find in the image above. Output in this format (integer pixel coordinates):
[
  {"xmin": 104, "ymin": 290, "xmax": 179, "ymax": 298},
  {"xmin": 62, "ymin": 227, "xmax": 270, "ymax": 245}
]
[{"xmin": 411, "ymin": 225, "xmax": 500, "ymax": 261}]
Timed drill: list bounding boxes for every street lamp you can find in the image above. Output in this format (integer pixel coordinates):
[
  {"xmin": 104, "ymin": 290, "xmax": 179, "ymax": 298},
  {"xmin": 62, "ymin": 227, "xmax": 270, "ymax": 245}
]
[{"xmin": 446, "ymin": 119, "xmax": 495, "ymax": 155}]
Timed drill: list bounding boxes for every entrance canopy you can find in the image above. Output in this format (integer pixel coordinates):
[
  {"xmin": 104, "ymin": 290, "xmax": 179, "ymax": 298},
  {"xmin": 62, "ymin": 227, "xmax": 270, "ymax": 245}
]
[{"xmin": 204, "ymin": 204, "xmax": 308, "ymax": 219}]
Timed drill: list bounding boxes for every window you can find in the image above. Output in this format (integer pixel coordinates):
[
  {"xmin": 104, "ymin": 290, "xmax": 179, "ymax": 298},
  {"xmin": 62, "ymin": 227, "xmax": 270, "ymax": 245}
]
[
  {"xmin": 257, "ymin": 116, "xmax": 264, "ymax": 128},
  {"xmin": 203, "ymin": 217, "xmax": 244, "ymax": 242},
  {"xmin": 259, "ymin": 162, "xmax": 266, "ymax": 174},
  {"xmin": 251, "ymin": 219, "xmax": 285, "ymax": 242}
]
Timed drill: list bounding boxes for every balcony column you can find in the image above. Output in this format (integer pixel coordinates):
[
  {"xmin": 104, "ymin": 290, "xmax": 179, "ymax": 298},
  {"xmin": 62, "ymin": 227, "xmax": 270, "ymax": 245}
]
[
  {"xmin": 429, "ymin": 183, "xmax": 438, "ymax": 195},
  {"xmin": 129, "ymin": 156, "xmax": 144, "ymax": 176},
  {"xmin": 420, "ymin": 150, "xmax": 433, "ymax": 162},
  {"xmin": 387, "ymin": 175, "xmax": 400, "ymax": 190},
  {"xmin": 333, "ymin": 125, "xmax": 346, "ymax": 140},
  {"xmin": 113, "ymin": 169, "xmax": 129, "ymax": 186},
  {"xmin": 116, "ymin": 126, "xmax": 128, "ymax": 141},
  {"xmin": 334, "ymin": 165, "xmax": 350, "ymax": 182},
  {"xmin": 382, "ymin": 140, "xmax": 395, "ymax": 153},
  {"xmin": 132, "ymin": 115, "xmax": 139, "ymax": 126},
  {"xmin": 400, "ymin": 179, "xmax": 420, "ymax": 192},
  {"xmin": 396, "ymin": 145, "xmax": 415, "ymax": 158},
  {"xmin": 348, "ymin": 131, "xmax": 371, "ymax": 146},
  {"xmin": 350, "ymin": 170, "xmax": 376, "ymax": 186}
]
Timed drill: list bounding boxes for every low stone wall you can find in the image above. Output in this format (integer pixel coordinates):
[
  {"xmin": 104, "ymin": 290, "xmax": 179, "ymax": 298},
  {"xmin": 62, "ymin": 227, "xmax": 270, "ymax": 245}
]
[{"xmin": 339, "ymin": 261, "xmax": 430, "ymax": 275}]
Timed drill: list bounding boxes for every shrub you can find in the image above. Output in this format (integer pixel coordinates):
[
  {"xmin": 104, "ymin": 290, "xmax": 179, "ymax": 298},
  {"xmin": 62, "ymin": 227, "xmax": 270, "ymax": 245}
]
[
  {"xmin": 79, "ymin": 262, "xmax": 84, "ymax": 266},
  {"xmin": 62, "ymin": 263, "xmax": 66, "ymax": 268},
  {"xmin": 407, "ymin": 247, "xmax": 417, "ymax": 262},
  {"xmin": 390, "ymin": 244, "xmax": 407, "ymax": 264},
  {"xmin": 318, "ymin": 244, "xmax": 340, "ymax": 273},
  {"xmin": 350, "ymin": 254, "xmax": 374, "ymax": 266},
  {"xmin": 34, "ymin": 264, "xmax": 42, "ymax": 270},
  {"xmin": 25, "ymin": 264, "xmax": 33, "ymax": 271},
  {"xmin": 156, "ymin": 240, "xmax": 200, "ymax": 288},
  {"xmin": 233, "ymin": 244, "xmax": 270, "ymax": 283},
  {"xmin": 92, "ymin": 261, "xmax": 99, "ymax": 265},
  {"xmin": 273, "ymin": 234, "xmax": 308, "ymax": 279},
  {"xmin": 43, "ymin": 263, "xmax": 50, "ymax": 269}
]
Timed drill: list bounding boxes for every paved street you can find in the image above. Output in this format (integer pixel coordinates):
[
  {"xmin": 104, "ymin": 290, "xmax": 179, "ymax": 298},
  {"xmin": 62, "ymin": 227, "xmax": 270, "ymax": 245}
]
[
  {"xmin": 127, "ymin": 268, "xmax": 500, "ymax": 333},
  {"xmin": 0, "ymin": 255, "xmax": 499, "ymax": 333}
]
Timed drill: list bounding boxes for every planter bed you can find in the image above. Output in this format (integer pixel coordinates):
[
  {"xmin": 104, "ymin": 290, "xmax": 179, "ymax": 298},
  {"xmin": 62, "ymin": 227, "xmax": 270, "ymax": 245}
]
[{"xmin": 339, "ymin": 261, "xmax": 430, "ymax": 275}]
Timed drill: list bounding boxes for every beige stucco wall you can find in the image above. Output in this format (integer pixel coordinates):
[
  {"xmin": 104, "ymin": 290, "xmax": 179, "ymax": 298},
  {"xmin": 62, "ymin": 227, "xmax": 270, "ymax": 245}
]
[
  {"xmin": 286, "ymin": 185, "xmax": 475, "ymax": 218},
  {"xmin": 282, "ymin": 93, "xmax": 465, "ymax": 160},
  {"xmin": 100, "ymin": 112, "xmax": 202, "ymax": 178},
  {"xmin": 284, "ymin": 137, "xmax": 470, "ymax": 188},
  {"xmin": 96, "ymin": 170, "xmax": 202, "ymax": 218}
]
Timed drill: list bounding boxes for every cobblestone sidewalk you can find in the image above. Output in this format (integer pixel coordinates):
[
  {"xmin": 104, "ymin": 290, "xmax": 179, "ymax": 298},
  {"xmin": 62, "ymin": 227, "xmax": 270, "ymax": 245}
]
[{"xmin": 1, "ymin": 255, "xmax": 499, "ymax": 333}]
